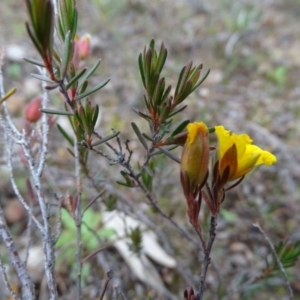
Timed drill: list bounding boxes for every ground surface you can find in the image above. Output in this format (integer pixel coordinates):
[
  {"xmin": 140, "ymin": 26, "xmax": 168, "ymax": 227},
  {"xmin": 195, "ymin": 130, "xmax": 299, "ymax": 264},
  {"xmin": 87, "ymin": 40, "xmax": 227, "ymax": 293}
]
[{"xmin": 0, "ymin": 0, "xmax": 300, "ymax": 299}]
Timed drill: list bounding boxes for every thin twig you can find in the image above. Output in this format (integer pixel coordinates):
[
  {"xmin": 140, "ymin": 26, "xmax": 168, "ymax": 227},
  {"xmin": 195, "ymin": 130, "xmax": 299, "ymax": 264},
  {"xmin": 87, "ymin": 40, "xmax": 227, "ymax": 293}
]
[
  {"xmin": 0, "ymin": 255, "xmax": 21, "ymax": 300},
  {"xmin": 93, "ymin": 130, "xmax": 121, "ymax": 158},
  {"xmin": 82, "ymin": 190, "xmax": 105, "ymax": 217},
  {"xmin": 198, "ymin": 215, "xmax": 218, "ymax": 299},
  {"xmin": 88, "ymin": 147, "xmax": 117, "ymax": 164},
  {"xmin": 81, "ymin": 246, "xmax": 108, "ymax": 264},
  {"xmin": 124, "ymin": 139, "xmax": 133, "ymax": 165},
  {"xmin": 115, "ymin": 129, "xmax": 123, "ymax": 154},
  {"xmin": 24, "ymin": 208, "xmax": 33, "ymax": 267},
  {"xmin": 113, "ymin": 285, "xmax": 128, "ymax": 300},
  {"xmin": 36, "ymin": 67, "xmax": 50, "ymax": 177},
  {"xmin": 99, "ymin": 271, "xmax": 114, "ymax": 300},
  {"xmin": 253, "ymin": 222, "xmax": 293, "ymax": 300},
  {"xmin": 0, "ymin": 206, "xmax": 35, "ymax": 299},
  {"xmin": 193, "ymin": 225, "xmax": 207, "ymax": 253}
]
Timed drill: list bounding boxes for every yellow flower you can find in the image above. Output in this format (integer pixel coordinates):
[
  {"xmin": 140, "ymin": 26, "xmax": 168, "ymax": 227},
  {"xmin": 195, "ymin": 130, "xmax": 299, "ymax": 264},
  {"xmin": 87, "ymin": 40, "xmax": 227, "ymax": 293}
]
[
  {"xmin": 215, "ymin": 125, "xmax": 277, "ymax": 182},
  {"xmin": 181, "ymin": 122, "xmax": 209, "ymax": 189}
]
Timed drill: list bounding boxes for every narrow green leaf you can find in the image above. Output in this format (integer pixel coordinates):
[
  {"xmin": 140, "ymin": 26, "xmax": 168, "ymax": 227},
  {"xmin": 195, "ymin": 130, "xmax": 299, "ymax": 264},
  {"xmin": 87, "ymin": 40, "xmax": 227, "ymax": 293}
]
[
  {"xmin": 41, "ymin": 108, "xmax": 74, "ymax": 116},
  {"xmin": 152, "ymin": 77, "xmax": 165, "ymax": 106},
  {"xmin": 58, "ymin": 16, "xmax": 65, "ymax": 41},
  {"xmin": 25, "ymin": 23, "xmax": 43, "ymax": 58},
  {"xmin": 23, "ymin": 57, "xmax": 45, "ymax": 68},
  {"xmin": 31, "ymin": 73, "xmax": 55, "ymax": 83},
  {"xmin": 120, "ymin": 171, "xmax": 135, "ymax": 186},
  {"xmin": 157, "ymin": 147, "xmax": 180, "ymax": 163},
  {"xmin": 149, "ymin": 39, "xmax": 155, "ymax": 51},
  {"xmin": 143, "ymin": 95, "xmax": 151, "ymax": 112},
  {"xmin": 67, "ymin": 148, "xmax": 75, "ymax": 157},
  {"xmin": 43, "ymin": 1, "xmax": 54, "ymax": 52},
  {"xmin": 66, "ymin": 68, "xmax": 87, "ymax": 90},
  {"xmin": 168, "ymin": 105, "xmax": 187, "ymax": 118},
  {"xmin": 160, "ymin": 85, "xmax": 172, "ymax": 105},
  {"xmin": 176, "ymin": 80, "xmax": 193, "ymax": 104},
  {"xmin": 138, "ymin": 53, "xmax": 146, "ymax": 88},
  {"xmin": 116, "ymin": 181, "xmax": 134, "ymax": 188},
  {"xmin": 142, "ymin": 133, "xmax": 155, "ymax": 142},
  {"xmin": 91, "ymin": 131, "xmax": 120, "ymax": 147},
  {"xmin": 191, "ymin": 68, "xmax": 211, "ymax": 93},
  {"xmin": 174, "ymin": 65, "xmax": 186, "ymax": 97},
  {"xmin": 131, "ymin": 122, "xmax": 148, "ymax": 150},
  {"xmin": 79, "ymin": 80, "xmax": 88, "ymax": 94},
  {"xmin": 189, "ymin": 64, "xmax": 202, "ymax": 85},
  {"xmin": 151, "ymin": 145, "xmax": 178, "ymax": 157},
  {"xmin": 148, "ymin": 72, "xmax": 160, "ymax": 98},
  {"xmin": 58, "ymin": 0, "xmax": 69, "ymax": 38},
  {"xmin": 57, "ymin": 123, "xmax": 74, "ymax": 146},
  {"xmin": 45, "ymin": 84, "xmax": 59, "ymax": 90},
  {"xmin": 175, "ymin": 60, "xmax": 193, "ymax": 98},
  {"xmin": 92, "ymin": 105, "xmax": 99, "ymax": 127},
  {"xmin": 145, "ymin": 48, "xmax": 152, "ymax": 88},
  {"xmin": 76, "ymin": 78, "xmax": 110, "ymax": 100},
  {"xmin": 155, "ymin": 42, "xmax": 167, "ymax": 74},
  {"xmin": 78, "ymin": 59, "xmax": 101, "ymax": 88},
  {"xmin": 171, "ymin": 120, "xmax": 190, "ymax": 137},
  {"xmin": 159, "ymin": 102, "xmax": 171, "ymax": 124},
  {"xmin": 60, "ymin": 30, "xmax": 72, "ymax": 78},
  {"xmin": 132, "ymin": 108, "xmax": 152, "ymax": 121},
  {"xmin": 71, "ymin": 9, "xmax": 78, "ymax": 39}
]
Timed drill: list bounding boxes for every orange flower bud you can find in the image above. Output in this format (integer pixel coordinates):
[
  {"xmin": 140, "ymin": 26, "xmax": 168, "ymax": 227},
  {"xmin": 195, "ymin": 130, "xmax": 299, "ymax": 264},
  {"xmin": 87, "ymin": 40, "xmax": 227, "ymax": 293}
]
[
  {"xmin": 25, "ymin": 96, "xmax": 42, "ymax": 123},
  {"xmin": 181, "ymin": 122, "xmax": 209, "ymax": 190}
]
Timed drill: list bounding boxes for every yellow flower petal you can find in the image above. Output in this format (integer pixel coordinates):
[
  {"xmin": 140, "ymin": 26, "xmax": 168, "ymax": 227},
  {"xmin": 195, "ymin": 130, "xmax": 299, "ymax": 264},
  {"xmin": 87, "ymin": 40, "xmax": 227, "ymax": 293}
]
[
  {"xmin": 215, "ymin": 125, "xmax": 277, "ymax": 182},
  {"xmin": 186, "ymin": 122, "xmax": 208, "ymax": 146}
]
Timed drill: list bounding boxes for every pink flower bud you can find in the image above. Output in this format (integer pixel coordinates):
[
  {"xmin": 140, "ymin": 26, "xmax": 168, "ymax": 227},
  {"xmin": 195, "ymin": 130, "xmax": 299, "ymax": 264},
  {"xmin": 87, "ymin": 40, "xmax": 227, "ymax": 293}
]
[
  {"xmin": 77, "ymin": 34, "xmax": 91, "ymax": 60},
  {"xmin": 25, "ymin": 96, "xmax": 42, "ymax": 123}
]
